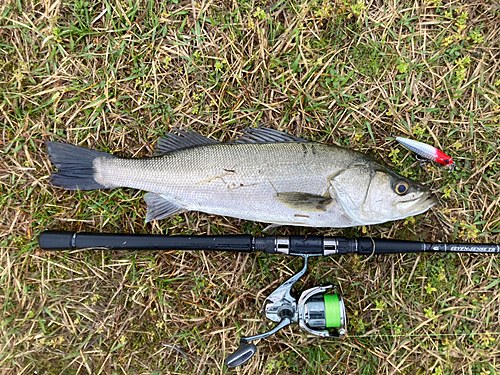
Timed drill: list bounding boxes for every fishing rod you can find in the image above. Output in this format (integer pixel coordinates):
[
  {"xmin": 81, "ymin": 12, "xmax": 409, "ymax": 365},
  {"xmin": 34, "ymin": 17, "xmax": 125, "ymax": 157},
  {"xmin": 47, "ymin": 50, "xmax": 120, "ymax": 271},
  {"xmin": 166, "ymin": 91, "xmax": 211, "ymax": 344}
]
[
  {"xmin": 38, "ymin": 230, "xmax": 500, "ymax": 255},
  {"xmin": 39, "ymin": 231, "xmax": 500, "ymax": 367}
]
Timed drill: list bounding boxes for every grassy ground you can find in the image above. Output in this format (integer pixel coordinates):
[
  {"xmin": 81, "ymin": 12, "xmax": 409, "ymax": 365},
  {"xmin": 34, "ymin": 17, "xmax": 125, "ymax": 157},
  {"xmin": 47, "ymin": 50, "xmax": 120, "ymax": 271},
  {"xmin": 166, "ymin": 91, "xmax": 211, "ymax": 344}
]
[{"xmin": 1, "ymin": 0, "xmax": 500, "ymax": 373}]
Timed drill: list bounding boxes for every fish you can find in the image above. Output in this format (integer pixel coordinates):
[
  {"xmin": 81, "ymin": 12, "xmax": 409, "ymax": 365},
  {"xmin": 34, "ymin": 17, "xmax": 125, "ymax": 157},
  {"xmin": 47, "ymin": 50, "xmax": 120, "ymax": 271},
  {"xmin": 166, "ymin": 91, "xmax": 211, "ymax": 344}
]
[
  {"xmin": 45, "ymin": 127, "xmax": 437, "ymax": 228},
  {"xmin": 395, "ymin": 136, "xmax": 454, "ymax": 169}
]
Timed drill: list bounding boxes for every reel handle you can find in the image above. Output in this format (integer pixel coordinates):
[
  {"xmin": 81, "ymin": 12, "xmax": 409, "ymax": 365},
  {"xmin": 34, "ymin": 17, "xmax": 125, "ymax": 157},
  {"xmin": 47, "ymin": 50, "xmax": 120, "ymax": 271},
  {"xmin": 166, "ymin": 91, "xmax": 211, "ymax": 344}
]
[
  {"xmin": 225, "ymin": 317, "xmax": 292, "ymax": 368},
  {"xmin": 224, "ymin": 342, "xmax": 258, "ymax": 368}
]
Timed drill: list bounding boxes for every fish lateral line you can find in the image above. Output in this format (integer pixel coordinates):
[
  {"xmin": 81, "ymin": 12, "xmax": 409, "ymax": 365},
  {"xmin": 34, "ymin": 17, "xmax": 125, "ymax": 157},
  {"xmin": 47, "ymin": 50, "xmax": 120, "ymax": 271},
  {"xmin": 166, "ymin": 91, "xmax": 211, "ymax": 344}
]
[{"xmin": 227, "ymin": 182, "xmax": 260, "ymax": 191}]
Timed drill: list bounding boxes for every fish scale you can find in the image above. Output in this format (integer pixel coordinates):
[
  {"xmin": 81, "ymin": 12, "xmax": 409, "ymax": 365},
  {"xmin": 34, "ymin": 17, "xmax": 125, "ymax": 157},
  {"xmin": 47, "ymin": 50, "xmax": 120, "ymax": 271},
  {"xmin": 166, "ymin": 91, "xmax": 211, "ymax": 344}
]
[{"xmin": 93, "ymin": 142, "xmax": 347, "ymax": 225}]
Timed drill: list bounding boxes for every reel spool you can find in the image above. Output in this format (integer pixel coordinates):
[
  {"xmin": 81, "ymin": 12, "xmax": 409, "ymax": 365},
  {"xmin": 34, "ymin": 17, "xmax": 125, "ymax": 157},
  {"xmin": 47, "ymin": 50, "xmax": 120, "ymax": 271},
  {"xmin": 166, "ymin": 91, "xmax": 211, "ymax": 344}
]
[
  {"xmin": 298, "ymin": 287, "xmax": 346, "ymax": 337},
  {"xmin": 225, "ymin": 254, "xmax": 347, "ymax": 368}
]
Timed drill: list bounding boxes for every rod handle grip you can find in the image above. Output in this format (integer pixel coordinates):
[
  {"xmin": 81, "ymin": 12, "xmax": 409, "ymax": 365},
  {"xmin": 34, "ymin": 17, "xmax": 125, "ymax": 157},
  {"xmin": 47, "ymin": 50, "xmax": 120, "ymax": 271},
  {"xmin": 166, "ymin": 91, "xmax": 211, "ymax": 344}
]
[
  {"xmin": 39, "ymin": 231, "xmax": 76, "ymax": 250},
  {"xmin": 39, "ymin": 231, "xmax": 255, "ymax": 252}
]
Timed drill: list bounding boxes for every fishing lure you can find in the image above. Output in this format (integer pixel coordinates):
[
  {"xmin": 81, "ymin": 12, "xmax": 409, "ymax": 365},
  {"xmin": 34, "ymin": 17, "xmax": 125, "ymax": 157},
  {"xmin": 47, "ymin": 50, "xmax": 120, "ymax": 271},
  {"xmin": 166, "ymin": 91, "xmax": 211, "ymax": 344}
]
[{"xmin": 395, "ymin": 136, "xmax": 454, "ymax": 169}]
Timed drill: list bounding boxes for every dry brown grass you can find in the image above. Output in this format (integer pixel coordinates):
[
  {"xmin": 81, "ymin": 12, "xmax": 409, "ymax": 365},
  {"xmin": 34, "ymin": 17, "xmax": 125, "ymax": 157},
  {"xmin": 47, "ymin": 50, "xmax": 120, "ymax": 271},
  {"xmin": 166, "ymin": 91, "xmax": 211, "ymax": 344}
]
[{"xmin": 1, "ymin": 0, "xmax": 500, "ymax": 374}]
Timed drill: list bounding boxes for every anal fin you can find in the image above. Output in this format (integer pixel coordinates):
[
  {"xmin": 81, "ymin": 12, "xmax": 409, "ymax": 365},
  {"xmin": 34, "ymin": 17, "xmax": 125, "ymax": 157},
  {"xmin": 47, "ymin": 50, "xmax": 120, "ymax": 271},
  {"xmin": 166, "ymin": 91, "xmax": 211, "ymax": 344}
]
[{"xmin": 144, "ymin": 192, "xmax": 187, "ymax": 222}]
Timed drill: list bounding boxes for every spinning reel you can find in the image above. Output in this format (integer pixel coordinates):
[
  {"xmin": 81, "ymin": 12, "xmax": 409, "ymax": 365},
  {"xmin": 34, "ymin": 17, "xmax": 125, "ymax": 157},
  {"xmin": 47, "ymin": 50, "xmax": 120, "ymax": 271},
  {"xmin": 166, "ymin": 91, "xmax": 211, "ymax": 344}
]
[{"xmin": 225, "ymin": 254, "xmax": 346, "ymax": 368}]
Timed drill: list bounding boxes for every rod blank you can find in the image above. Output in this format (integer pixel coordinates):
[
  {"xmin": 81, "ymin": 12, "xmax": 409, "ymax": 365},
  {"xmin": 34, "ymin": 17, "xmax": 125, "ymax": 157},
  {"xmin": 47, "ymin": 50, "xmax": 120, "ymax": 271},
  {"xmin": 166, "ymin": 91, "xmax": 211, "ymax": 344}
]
[{"xmin": 39, "ymin": 231, "xmax": 500, "ymax": 256}]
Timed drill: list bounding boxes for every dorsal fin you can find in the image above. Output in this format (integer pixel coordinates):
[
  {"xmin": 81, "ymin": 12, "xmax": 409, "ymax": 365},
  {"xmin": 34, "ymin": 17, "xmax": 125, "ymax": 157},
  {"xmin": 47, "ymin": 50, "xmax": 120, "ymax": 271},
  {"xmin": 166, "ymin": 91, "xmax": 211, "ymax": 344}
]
[
  {"xmin": 234, "ymin": 127, "xmax": 307, "ymax": 143},
  {"xmin": 156, "ymin": 128, "xmax": 219, "ymax": 156}
]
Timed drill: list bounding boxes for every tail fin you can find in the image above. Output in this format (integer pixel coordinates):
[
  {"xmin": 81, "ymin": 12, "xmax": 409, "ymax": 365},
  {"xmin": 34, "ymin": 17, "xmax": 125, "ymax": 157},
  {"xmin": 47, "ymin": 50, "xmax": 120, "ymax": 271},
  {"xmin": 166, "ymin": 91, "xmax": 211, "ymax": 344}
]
[{"xmin": 45, "ymin": 141, "xmax": 114, "ymax": 190}]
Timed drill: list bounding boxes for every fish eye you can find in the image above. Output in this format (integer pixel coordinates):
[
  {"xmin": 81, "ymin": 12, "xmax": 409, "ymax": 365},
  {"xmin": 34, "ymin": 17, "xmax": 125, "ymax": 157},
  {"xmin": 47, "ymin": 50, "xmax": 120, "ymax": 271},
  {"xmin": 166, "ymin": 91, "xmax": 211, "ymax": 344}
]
[
  {"xmin": 444, "ymin": 159, "xmax": 451, "ymax": 164},
  {"xmin": 394, "ymin": 180, "xmax": 409, "ymax": 195}
]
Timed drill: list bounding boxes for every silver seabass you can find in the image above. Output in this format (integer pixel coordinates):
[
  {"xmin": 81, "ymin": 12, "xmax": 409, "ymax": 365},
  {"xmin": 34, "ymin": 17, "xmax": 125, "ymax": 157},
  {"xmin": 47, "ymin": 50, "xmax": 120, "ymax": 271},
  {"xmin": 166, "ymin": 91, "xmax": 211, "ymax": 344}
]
[{"xmin": 46, "ymin": 128, "xmax": 437, "ymax": 228}]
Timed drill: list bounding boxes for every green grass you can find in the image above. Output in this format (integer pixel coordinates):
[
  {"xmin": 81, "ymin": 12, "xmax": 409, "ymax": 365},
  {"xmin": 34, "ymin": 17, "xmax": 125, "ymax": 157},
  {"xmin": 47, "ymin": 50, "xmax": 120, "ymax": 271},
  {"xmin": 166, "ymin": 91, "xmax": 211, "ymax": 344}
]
[{"xmin": 1, "ymin": 0, "xmax": 500, "ymax": 374}]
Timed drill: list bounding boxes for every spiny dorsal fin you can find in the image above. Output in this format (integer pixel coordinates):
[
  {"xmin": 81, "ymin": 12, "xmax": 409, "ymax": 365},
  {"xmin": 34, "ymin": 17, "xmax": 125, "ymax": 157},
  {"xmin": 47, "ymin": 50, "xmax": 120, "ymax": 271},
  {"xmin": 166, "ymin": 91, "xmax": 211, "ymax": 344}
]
[
  {"xmin": 156, "ymin": 128, "xmax": 219, "ymax": 156},
  {"xmin": 234, "ymin": 127, "xmax": 307, "ymax": 144}
]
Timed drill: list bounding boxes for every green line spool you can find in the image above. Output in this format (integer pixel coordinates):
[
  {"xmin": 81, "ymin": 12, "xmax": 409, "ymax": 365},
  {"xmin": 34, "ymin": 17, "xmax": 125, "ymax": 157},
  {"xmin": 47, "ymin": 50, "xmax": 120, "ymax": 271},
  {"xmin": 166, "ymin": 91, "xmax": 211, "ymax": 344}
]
[{"xmin": 324, "ymin": 294, "xmax": 341, "ymax": 328}]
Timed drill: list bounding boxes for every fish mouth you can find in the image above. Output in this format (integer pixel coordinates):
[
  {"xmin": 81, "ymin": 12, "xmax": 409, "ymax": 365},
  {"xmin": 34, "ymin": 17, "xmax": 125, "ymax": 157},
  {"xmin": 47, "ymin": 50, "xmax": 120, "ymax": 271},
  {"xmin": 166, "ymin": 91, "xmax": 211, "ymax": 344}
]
[{"xmin": 396, "ymin": 192, "xmax": 438, "ymax": 216}]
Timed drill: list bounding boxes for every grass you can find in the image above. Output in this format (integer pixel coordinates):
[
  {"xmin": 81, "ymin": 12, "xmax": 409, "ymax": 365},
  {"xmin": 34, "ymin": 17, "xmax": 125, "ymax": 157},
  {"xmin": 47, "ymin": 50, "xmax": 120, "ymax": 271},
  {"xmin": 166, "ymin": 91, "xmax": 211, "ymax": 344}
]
[{"xmin": 1, "ymin": 0, "xmax": 500, "ymax": 373}]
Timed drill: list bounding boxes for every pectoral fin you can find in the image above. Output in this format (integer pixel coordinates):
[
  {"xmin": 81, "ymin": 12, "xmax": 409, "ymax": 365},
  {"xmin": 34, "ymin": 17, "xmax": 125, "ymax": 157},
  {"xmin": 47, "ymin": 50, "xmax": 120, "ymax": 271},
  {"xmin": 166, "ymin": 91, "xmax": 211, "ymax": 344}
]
[
  {"xmin": 274, "ymin": 192, "xmax": 332, "ymax": 212},
  {"xmin": 144, "ymin": 192, "xmax": 187, "ymax": 222}
]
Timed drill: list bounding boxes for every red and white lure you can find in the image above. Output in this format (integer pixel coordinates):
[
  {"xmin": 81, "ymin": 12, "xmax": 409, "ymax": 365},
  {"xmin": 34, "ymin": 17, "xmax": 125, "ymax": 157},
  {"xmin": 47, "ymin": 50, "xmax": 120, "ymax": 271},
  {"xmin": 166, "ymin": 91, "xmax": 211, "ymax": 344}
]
[{"xmin": 395, "ymin": 136, "xmax": 455, "ymax": 169}]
